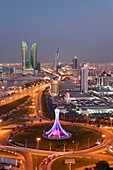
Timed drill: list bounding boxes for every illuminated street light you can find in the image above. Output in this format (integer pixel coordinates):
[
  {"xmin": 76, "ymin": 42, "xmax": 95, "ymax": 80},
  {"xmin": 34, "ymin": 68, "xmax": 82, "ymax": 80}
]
[
  {"xmin": 0, "ymin": 119, "xmax": 2, "ymax": 128},
  {"xmin": 102, "ymin": 134, "xmax": 105, "ymax": 138},
  {"xmin": 63, "ymin": 112, "xmax": 66, "ymax": 121},
  {"xmin": 102, "ymin": 134, "xmax": 105, "ymax": 142},
  {"xmin": 39, "ymin": 110, "xmax": 41, "ymax": 116},
  {"xmin": 72, "ymin": 140, "xmax": 74, "ymax": 155},
  {"xmin": 35, "ymin": 137, "xmax": 41, "ymax": 169},
  {"xmin": 86, "ymin": 113, "xmax": 89, "ymax": 124},
  {"xmin": 0, "ymin": 119, "xmax": 2, "ymax": 123},
  {"xmin": 1, "ymin": 86, "xmax": 5, "ymax": 93},
  {"xmin": 36, "ymin": 137, "xmax": 41, "ymax": 150},
  {"xmin": 32, "ymin": 102, "xmax": 35, "ymax": 105}
]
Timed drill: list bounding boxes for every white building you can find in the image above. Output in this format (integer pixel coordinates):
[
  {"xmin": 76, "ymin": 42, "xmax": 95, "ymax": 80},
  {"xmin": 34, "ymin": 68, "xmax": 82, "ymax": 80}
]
[
  {"xmin": 80, "ymin": 65, "xmax": 88, "ymax": 93},
  {"xmin": 97, "ymin": 77, "xmax": 105, "ymax": 87}
]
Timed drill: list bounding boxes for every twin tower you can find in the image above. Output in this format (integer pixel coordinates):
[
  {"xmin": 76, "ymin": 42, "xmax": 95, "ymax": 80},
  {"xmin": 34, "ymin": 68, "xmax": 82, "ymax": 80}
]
[{"xmin": 22, "ymin": 41, "xmax": 40, "ymax": 75}]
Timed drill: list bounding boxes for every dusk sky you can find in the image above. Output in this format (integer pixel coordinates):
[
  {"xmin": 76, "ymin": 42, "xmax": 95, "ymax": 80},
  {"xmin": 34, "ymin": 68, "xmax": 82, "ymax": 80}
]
[{"xmin": 0, "ymin": 0, "xmax": 113, "ymax": 63}]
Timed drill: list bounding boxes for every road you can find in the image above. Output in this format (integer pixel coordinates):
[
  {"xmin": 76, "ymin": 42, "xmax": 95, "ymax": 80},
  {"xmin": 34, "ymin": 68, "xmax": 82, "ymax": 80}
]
[
  {"xmin": 0, "ymin": 82, "xmax": 50, "ymax": 107},
  {"xmin": 1, "ymin": 121, "xmax": 113, "ymax": 170},
  {"xmin": 1, "ymin": 84, "xmax": 113, "ymax": 170}
]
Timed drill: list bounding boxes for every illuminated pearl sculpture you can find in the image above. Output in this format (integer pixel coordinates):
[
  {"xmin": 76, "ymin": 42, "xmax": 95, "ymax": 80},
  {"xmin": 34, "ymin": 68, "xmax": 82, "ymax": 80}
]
[{"xmin": 42, "ymin": 108, "xmax": 71, "ymax": 140}]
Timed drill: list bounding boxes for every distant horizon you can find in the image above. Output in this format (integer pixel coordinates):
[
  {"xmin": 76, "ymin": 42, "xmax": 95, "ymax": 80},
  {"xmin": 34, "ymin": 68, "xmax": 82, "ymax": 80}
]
[{"xmin": 1, "ymin": 60, "xmax": 113, "ymax": 65}]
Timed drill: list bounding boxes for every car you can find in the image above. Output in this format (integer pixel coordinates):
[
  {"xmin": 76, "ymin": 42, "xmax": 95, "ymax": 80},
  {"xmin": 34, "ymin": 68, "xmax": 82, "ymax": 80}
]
[
  {"xmin": 95, "ymin": 141, "xmax": 101, "ymax": 145},
  {"xmin": 47, "ymin": 156, "xmax": 53, "ymax": 160},
  {"xmin": 41, "ymin": 160, "xmax": 45, "ymax": 165},
  {"xmin": 45, "ymin": 159, "xmax": 50, "ymax": 165}
]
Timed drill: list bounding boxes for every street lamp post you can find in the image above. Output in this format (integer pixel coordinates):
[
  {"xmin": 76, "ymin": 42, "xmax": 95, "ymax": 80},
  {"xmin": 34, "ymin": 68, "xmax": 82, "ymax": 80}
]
[
  {"xmin": 36, "ymin": 137, "xmax": 41, "ymax": 150},
  {"xmin": 87, "ymin": 137, "xmax": 90, "ymax": 148},
  {"xmin": 49, "ymin": 141, "xmax": 52, "ymax": 151},
  {"xmin": 25, "ymin": 138, "xmax": 28, "ymax": 148},
  {"xmin": 72, "ymin": 141, "xmax": 74, "ymax": 156},
  {"xmin": 75, "ymin": 141, "xmax": 79, "ymax": 151},
  {"xmin": 1, "ymin": 86, "xmax": 5, "ymax": 94},
  {"xmin": 63, "ymin": 112, "xmax": 66, "ymax": 121},
  {"xmin": 102, "ymin": 134, "xmax": 105, "ymax": 142},
  {"xmin": 86, "ymin": 113, "xmax": 89, "ymax": 124},
  {"xmin": 39, "ymin": 110, "xmax": 41, "ymax": 116},
  {"xmin": 0, "ymin": 119, "xmax": 2, "ymax": 128},
  {"xmin": 63, "ymin": 141, "xmax": 67, "ymax": 152},
  {"xmin": 35, "ymin": 138, "xmax": 41, "ymax": 170}
]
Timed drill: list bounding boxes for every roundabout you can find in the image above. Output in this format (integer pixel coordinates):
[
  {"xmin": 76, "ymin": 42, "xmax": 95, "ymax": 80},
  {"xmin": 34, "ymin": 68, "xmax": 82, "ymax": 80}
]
[
  {"xmin": 1, "ymin": 86, "xmax": 113, "ymax": 170},
  {"xmin": 11, "ymin": 122, "xmax": 101, "ymax": 151}
]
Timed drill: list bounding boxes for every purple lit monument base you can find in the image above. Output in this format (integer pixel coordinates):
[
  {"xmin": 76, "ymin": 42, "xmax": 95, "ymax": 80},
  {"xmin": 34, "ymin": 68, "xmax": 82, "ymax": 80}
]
[{"xmin": 42, "ymin": 108, "xmax": 72, "ymax": 140}]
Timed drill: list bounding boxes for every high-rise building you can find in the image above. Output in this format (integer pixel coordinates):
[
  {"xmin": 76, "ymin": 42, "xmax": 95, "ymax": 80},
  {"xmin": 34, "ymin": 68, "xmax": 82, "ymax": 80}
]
[
  {"xmin": 22, "ymin": 41, "xmax": 28, "ymax": 73},
  {"xmin": 50, "ymin": 80, "xmax": 59, "ymax": 96},
  {"xmin": 72, "ymin": 56, "xmax": 78, "ymax": 69},
  {"xmin": 54, "ymin": 48, "xmax": 59, "ymax": 72},
  {"xmin": 97, "ymin": 77, "xmax": 106, "ymax": 87},
  {"xmin": 21, "ymin": 41, "xmax": 38, "ymax": 75},
  {"xmin": 22, "ymin": 41, "xmax": 33, "ymax": 74},
  {"xmin": 80, "ymin": 65, "xmax": 88, "ymax": 93},
  {"xmin": 30, "ymin": 43, "xmax": 38, "ymax": 69}
]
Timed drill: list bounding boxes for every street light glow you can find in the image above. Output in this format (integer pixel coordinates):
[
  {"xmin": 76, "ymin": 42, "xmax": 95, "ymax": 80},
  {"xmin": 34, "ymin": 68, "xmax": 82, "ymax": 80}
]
[
  {"xmin": 36, "ymin": 137, "xmax": 41, "ymax": 141},
  {"xmin": 102, "ymin": 134, "xmax": 105, "ymax": 138},
  {"xmin": 0, "ymin": 119, "xmax": 2, "ymax": 123}
]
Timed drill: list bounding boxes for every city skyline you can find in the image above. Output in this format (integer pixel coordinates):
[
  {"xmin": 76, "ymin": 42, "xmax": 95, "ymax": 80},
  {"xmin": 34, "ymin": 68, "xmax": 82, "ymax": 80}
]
[{"xmin": 0, "ymin": 0, "xmax": 113, "ymax": 63}]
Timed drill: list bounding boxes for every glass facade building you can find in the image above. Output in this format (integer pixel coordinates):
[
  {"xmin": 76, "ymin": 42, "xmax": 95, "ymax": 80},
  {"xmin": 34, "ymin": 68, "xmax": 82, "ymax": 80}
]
[
  {"xmin": 22, "ymin": 41, "xmax": 38, "ymax": 74},
  {"xmin": 30, "ymin": 43, "xmax": 38, "ymax": 69}
]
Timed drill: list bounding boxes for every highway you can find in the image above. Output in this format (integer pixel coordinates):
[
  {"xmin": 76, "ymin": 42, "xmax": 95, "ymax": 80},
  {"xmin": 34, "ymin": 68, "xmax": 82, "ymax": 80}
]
[{"xmin": 0, "ymin": 81, "xmax": 50, "ymax": 107}]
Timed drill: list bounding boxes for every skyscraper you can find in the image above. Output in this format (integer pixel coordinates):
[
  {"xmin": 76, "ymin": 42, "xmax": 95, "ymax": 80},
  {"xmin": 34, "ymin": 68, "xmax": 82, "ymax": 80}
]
[
  {"xmin": 54, "ymin": 48, "xmax": 59, "ymax": 72},
  {"xmin": 72, "ymin": 56, "xmax": 78, "ymax": 69},
  {"xmin": 22, "ymin": 41, "xmax": 32, "ymax": 70},
  {"xmin": 22, "ymin": 41, "xmax": 28, "ymax": 73},
  {"xmin": 80, "ymin": 65, "xmax": 88, "ymax": 93},
  {"xmin": 21, "ymin": 41, "xmax": 38, "ymax": 75},
  {"xmin": 30, "ymin": 43, "xmax": 38, "ymax": 69}
]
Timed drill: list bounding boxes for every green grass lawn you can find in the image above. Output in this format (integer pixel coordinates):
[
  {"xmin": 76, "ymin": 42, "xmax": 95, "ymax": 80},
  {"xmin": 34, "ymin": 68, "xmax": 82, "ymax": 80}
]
[
  {"xmin": 52, "ymin": 156, "xmax": 100, "ymax": 170},
  {"xmin": 12, "ymin": 124, "xmax": 101, "ymax": 151}
]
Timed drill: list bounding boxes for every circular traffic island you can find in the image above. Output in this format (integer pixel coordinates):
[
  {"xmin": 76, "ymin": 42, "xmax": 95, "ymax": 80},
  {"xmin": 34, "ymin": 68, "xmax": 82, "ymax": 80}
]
[{"xmin": 12, "ymin": 123, "xmax": 101, "ymax": 151}]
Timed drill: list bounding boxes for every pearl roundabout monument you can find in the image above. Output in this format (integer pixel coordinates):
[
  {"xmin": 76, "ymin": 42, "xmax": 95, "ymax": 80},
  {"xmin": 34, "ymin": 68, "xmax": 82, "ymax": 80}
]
[{"xmin": 42, "ymin": 108, "xmax": 72, "ymax": 140}]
